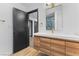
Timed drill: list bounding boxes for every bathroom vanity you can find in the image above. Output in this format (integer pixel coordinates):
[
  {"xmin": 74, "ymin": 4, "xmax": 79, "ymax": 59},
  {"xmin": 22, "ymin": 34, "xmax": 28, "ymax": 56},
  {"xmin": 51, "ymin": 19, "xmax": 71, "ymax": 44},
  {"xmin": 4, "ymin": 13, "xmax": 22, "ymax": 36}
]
[{"xmin": 34, "ymin": 33, "xmax": 79, "ymax": 56}]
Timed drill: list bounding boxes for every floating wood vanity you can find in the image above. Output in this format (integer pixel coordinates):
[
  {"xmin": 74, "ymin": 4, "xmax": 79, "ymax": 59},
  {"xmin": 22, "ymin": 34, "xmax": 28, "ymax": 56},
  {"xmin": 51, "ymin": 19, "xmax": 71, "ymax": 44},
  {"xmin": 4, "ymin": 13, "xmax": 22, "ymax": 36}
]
[{"xmin": 34, "ymin": 34, "xmax": 79, "ymax": 56}]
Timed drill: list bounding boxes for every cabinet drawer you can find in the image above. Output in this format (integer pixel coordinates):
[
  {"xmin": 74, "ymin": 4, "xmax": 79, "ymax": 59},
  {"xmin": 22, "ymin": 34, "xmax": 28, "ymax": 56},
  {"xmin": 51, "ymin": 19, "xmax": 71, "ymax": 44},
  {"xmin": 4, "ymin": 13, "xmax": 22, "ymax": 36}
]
[
  {"xmin": 40, "ymin": 42, "xmax": 50, "ymax": 50},
  {"xmin": 54, "ymin": 43, "xmax": 65, "ymax": 49},
  {"xmin": 66, "ymin": 41, "xmax": 79, "ymax": 56},
  {"xmin": 51, "ymin": 46, "xmax": 65, "ymax": 55},
  {"xmin": 53, "ymin": 39, "xmax": 65, "ymax": 46},
  {"xmin": 66, "ymin": 47, "xmax": 79, "ymax": 56},
  {"xmin": 40, "ymin": 37, "xmax": 50, "ymax": 43},
  {"xmin": 40, "ymin": 48, "xmax": 50, "ymax": 55},
  {"xmin": 53, "ymin": 50, "xmax": 65, "ymax": 56},
  {"xmin": 51, "ymin": 49, "xmax": 65, "ymax": 56},
  {"xmin": 66, "ymin": 41, "xmax": 79, "ymax": 49}
]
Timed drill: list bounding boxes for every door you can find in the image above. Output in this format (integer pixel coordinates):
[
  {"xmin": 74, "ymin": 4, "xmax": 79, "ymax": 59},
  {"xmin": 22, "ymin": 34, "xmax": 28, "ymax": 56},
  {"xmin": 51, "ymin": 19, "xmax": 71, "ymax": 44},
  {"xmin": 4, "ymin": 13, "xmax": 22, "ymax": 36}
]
[{"xmin": 13, "ymin": 8, "xmax": 29, "ymax": 53}]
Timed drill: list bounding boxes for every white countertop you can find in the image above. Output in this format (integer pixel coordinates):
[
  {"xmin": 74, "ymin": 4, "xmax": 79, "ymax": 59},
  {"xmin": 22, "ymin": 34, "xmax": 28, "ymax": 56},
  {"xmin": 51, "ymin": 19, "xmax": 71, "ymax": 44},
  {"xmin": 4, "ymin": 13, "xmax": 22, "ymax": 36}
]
[{"xmin": 34, "ymin": 32, "xmax": 79, "ymax": 42}]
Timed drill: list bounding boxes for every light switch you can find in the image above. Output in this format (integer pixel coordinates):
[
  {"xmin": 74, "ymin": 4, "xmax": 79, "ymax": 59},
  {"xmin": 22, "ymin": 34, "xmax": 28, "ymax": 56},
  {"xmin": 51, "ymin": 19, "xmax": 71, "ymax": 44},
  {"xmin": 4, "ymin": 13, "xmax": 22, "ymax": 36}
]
[{"xmin": 0, "ymin": 20, "xmax": 5, "ymax": 22}]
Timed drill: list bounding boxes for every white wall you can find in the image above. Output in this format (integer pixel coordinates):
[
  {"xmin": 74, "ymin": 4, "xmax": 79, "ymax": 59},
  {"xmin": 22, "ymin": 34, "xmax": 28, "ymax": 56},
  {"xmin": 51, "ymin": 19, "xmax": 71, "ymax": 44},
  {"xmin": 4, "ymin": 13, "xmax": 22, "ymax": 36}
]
[
  {"xmin": 0, "ymin": 3, "xmax": 28, "ymax": 55},
  {"xmin": 62, "ymin": 3, "xmax": 79, "ymax": 34},
  {"xmin": 55, "ymin": 3, "xmax": 79, "ymax": 34}
]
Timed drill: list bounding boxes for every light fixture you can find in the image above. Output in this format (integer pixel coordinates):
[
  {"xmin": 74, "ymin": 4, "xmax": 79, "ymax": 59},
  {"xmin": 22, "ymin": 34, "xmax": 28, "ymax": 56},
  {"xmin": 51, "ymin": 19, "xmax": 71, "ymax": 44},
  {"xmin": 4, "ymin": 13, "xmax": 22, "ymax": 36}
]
[
  {"xmin": 46, "ymin": 3, "xmax": 62, "ymax": 9},
  {"xmin": 46, "ymin": 3, "xmax": 55, "ymax": 8}
]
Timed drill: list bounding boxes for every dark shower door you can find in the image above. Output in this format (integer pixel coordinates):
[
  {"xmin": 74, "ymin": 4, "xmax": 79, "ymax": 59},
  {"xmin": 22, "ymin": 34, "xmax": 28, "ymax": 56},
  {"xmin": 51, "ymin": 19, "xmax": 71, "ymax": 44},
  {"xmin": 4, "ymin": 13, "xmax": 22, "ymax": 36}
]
[{"xmin": 13, "ymin": 8, "xmax": 29, "ymax": 53}]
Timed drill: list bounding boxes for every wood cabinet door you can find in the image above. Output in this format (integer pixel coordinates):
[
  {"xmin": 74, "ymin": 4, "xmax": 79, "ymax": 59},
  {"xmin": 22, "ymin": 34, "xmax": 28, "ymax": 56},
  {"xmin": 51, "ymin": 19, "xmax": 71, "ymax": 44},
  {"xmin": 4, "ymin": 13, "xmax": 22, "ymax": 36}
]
[
  {"xmin": 39, "ymin": 37, "xmax": 51, "ymax": 55},
  {"xmin": 66, "ymin": 41, "xmax": 79, "ymax": 56},
  {"xmin": 52, "ymin": 39, "xmax": 66, "ymax": 56},
  {"xmin": 34, "ymin": 36, "xmax": 40, "ymax": 50}
]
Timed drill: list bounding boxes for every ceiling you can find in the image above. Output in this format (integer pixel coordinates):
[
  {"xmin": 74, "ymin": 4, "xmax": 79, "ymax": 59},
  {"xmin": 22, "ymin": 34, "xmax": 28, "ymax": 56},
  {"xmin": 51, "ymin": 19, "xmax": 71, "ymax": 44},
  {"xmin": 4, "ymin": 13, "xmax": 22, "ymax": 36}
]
[{"xmin": 21, "ymin": 3, "xmax": 54, "ymax": 19}]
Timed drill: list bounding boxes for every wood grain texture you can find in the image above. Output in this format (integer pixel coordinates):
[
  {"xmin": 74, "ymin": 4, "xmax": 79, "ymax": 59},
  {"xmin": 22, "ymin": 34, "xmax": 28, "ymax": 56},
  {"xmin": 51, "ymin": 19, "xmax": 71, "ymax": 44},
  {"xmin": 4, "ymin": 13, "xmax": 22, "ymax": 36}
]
[
  {"xmin": 53, "ymin": 39, "xmax": 65, "ymax": 46},
  {"xmin": 34, "ymin": 37, "xmax": 40, "ymax": 50},
  {"xmin": 34, "ymin": 36, "xmax": 79, "ymax": 56},
  {"xmin": 66, "ymin": 47, "xmax": 79, "ymax": 56},
  {"xmin": 66, "ymin": 41, "xmax": 79, "ymax": 56},
  {"xmin": 40, "ymin": 37, "xmax": 50, "ymax": 50},
  {"xmin": 40, "ymin": 37, "xmax": 50, "ymax": 43},
  {"xmin": 39, "ymin": 48, "xmax": 50, "ymax": 55},
  {"xmin": 51, "ymin": 39, "xmax": 66, "ymax": 56},
  {"xmin": 11, "ymin": 47, "xmax": 46, "ymax": 56},
  {"xmin": 53, "ymin": 50, "xmax": 65, "ymax": 56},
  {"xmin": 66, "ymin": 41, "xmax": 79, "ymax": 49},
  {"xmin": 50, "ymin": 39, "xmax": 54, "ymax": 55},
  {"xmin": 39, "ymin": 37, "xmax": 51, "ymax": 55},
  {"xmin": 34, "ymin": 37, "xmax": 66, "ymax": 56},
  {"xmin": 40, "ymin": 42, "xmax": 50, "ymax": 50}
]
